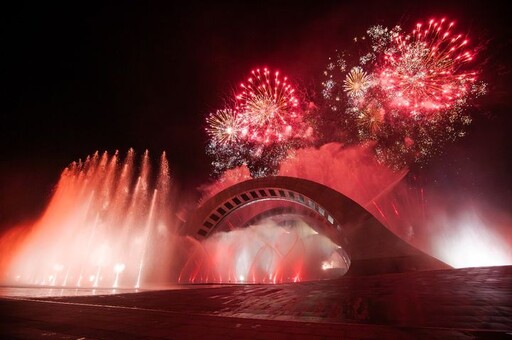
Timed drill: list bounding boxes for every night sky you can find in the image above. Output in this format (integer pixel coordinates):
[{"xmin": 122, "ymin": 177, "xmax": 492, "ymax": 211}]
[{"xmin": 1, "ymin": 1, "xmax": 511, "ymax": 230}]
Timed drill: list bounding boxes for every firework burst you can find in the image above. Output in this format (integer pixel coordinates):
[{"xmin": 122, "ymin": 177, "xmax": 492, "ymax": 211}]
[
  {"xmin": 320, "ymin": 17, "xmax": 486, "ymax": 169},
  {"xmin": 206, "ymin": 67, "xmax": 313, "ymax": 177},
  {"xmin": 205, "ymin": 109, "xmax": 242, "ymax": 145},
  {"xmin": 344, "ymin": 66, "xmax": 372, "ymax": 98},
  {"xmin": 379, "ymin": 18, "xmax": 478, "ymax": 115},
  {"xmin": 205, "ymin": 17, "xmax": 486, "ymax": 176},
  {"xmin": 355, "ymin": 100, "xmax": 385, "ymax": 138},
  {"xmin": 235, "ymin": 67, "xmax": 300, "ymax": 144}
]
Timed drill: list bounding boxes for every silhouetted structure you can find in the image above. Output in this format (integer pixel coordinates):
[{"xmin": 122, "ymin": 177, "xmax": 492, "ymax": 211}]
[{"xmin": 186, "ymin": 176, "xmax": 450, "ymax": 276}]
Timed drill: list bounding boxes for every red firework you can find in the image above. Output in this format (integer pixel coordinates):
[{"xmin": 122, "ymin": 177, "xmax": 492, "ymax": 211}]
[
  {"xmin": 235, "ymin": 67, "xmax": 301, "ymax": 144},
  {"xmin": 378, "ymin": 18, "xmax": 478, "ymax": 115}
]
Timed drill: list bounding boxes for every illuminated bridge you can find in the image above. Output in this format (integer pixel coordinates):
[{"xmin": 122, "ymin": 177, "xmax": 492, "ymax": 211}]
[{"xmin": 185, "ymin": 176, "xmax": 449, "ymax": 278}]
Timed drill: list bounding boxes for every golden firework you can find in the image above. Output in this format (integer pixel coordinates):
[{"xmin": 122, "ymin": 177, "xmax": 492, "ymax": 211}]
[
  {"xmin": 357, "ymin": 101, "xmax": 385, "ymax": 136},
  {"xmin": 205, "ymin": 109, "xmax": 241, "ymax": 145},
  {"xmin": 344, "ymin": 67, "xmax": 371, "ymax": 97}
]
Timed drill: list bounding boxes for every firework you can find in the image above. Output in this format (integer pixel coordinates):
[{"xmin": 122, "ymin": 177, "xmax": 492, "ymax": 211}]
[
  {"xmin": 379, "ymin": 18, "xmax": 477, "ymax": 115},
  {"xmin": 320, "ymin": 17, "xmax": 486, "ymax": 169},
  {"xmin": 355, "ymin": 99, "xmax": 385, "ymax": 137},
  {"xmin": 205, "ymin": 109, "xmax": 242, "ymax": 145},
  {"xmin": 205, "ymin": 17, "xmax": 485, "ymax": 176},
  {"xmin": 236, "ymin": 67, "xmax": 301, "ymax": 144},
  {"xmin": 344, "ymin": 66, "xmax": 371, "ymax": 98},
  {"xmin": 206, "ymin": 67, "xmax": 313, "ymax": 178}
]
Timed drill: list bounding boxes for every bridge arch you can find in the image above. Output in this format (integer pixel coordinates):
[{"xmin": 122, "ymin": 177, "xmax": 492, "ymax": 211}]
[{"xmin": 185, "ymin": 176, "xmax": 449, "ymax": 277}]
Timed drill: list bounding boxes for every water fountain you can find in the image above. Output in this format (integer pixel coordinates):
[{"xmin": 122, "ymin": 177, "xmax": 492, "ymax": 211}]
[
  {"xmin": 178, "ymin": 216, "xmax": 349, "ymax": 284},
  {"xmin": 1, "ymin": 144, "xmax": 510, "ymax": 289},
  {"xmin": 2, "ymin": 149, "xmax": 175, "ymax": 289}
]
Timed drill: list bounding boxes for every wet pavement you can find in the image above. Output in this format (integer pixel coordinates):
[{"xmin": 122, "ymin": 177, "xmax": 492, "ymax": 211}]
[{"xmin": 1, "ymin": 266, "xmax": 512, "ymax": 339}]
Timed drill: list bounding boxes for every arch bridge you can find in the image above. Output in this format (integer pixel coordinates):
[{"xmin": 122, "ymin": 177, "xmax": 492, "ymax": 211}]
[{"xmin": 185, "ymin": 176, "xmax": 449, "ymax": 276}]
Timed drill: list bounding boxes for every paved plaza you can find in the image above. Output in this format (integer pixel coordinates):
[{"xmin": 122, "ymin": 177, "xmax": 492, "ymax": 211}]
[{"xmin": 1, "ymin": 266, "xmax": 511, "ymax": 339}]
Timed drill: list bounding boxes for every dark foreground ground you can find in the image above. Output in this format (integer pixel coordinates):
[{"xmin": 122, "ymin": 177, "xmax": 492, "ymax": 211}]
[{"xmin": 1, "ymin": 266, "xmax": 512, "ymax": 339}]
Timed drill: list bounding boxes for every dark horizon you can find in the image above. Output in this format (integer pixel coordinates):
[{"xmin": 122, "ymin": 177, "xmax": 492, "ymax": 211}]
[{"xmin": 1, "ymin": 1, "xmax": 511, "ymax": 229}]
